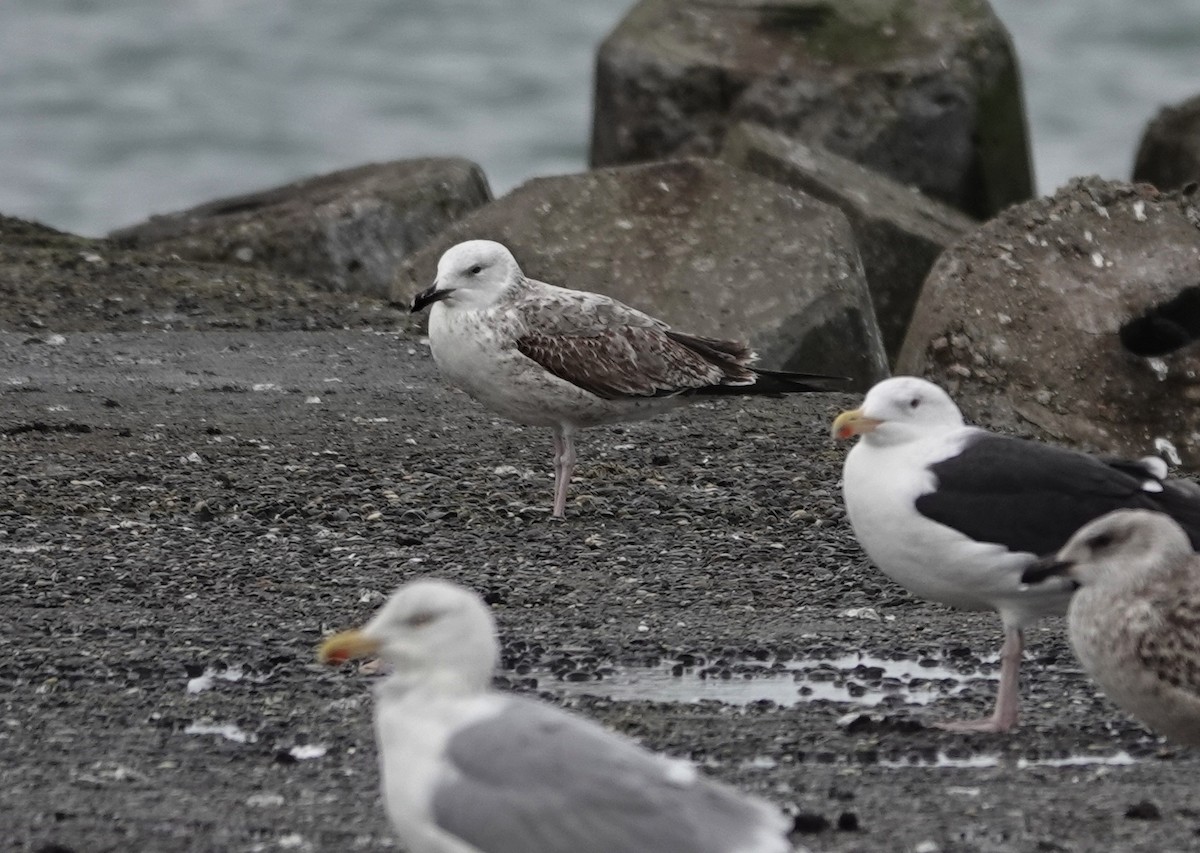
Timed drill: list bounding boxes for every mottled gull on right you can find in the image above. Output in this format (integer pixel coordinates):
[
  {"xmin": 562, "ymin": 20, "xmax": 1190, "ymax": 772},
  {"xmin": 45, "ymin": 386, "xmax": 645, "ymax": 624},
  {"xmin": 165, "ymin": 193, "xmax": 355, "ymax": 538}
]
[
  {"xmin": 318, "ymin": 578, "xmax": 793, "ymax": 853},
  {"xmin": 410, "ymin": 239, "xmax": 841, "ymax": 518},
  {"xmin": 1023, "ymin": 509, "xmax": 1200, "ymax": 746}
]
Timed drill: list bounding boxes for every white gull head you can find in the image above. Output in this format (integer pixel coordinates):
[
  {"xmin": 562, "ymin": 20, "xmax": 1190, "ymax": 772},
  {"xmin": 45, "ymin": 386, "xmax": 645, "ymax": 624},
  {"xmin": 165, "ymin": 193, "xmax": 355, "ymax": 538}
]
[
  {"xmin": 411, "ymin": 240, "xmax": 523, "ymax": 314},
  {"xmin": 832, "ymin": 375, "xmax": 965, "ymax": 447},
  {"xmin": 319, "ymin": 579, "xmax": 499, "ymax": 695}
]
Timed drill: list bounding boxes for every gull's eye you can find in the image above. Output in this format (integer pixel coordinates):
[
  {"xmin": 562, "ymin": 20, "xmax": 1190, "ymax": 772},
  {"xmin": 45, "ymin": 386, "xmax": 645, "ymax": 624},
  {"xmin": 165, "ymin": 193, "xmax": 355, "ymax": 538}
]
[
  {"xmin": 1086, "ymin": 533, "xmax": 1114, "ymax": 550},
  {"xmin": 468, "ymin": 264, "xmax": 483, "ymax": 275},
  {"xmin": 909, "ymin": 397, "xmax": 920, "ymax": 409},
  {"xmin": 404, "ymin": 610, "xmax": 438, "ymax": 628}
]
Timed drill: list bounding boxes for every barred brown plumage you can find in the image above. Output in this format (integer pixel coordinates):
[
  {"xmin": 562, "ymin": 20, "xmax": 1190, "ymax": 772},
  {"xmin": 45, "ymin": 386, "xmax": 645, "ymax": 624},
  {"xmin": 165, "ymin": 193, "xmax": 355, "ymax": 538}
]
[
  {"xmin": 411, "ymin": 239, "xmax": 842, "ymax": 517},
  {"xmin": 1023, "ymin": 510, "xmax": 1200, "ymax": 746}
]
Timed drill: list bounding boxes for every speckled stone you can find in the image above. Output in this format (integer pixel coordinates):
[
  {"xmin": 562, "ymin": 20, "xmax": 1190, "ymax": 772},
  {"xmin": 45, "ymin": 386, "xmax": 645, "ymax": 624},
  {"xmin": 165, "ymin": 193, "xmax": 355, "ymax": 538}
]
[
  {"xmin": 897, "ymin": 177, "xmax": 1200, "ymax": 470},
  {"xmin": 109, "ymin": 158, "xmax": 492, "ymax": 297},
  {"xmin": 721, "ymin": 122, "xmax": 974, "ymax": 363},
  {"xmin": 590, "ymin": 0, "xmax": 1034, "ymax": 219}
]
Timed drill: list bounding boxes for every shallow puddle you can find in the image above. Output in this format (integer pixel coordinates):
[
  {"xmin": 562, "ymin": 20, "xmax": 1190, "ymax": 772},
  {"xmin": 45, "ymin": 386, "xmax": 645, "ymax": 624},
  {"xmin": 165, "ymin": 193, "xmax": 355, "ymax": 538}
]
[
  {"xmin": 539, "ymin": 653, "xmax": 996, "ymax": 709},
  {"xmin": 186, "ymin": 664, "xmax": 247, "ymax": 694},
  {"xmin": 184, "ymin": 721, "xmax": 256, "ymax": 744},
  {"xmin": 880, "ymin": 750, "xmax": 1137, "ymax": 769}
]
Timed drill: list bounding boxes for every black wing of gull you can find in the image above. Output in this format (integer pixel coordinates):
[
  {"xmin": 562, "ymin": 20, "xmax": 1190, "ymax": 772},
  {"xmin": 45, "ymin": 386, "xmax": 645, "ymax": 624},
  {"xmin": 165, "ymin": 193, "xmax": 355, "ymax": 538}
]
[{"xmin": 915, "ymin": 433, "xmax": 1200, "ymax": 556}]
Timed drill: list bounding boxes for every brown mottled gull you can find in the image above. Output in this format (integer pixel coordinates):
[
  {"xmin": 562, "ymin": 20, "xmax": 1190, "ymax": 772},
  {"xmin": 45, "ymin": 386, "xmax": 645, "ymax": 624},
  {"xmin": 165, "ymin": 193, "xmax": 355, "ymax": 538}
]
[
  {"xmin": 1023, "ymin": 509, "xmax": 1200, "ymax": 746},
  {"xmin": 410, "ymin": 239, "xmax": 839, "ymax": 518},
  {"xmin": 318, "ymin": 579, "xmax": 793, "ymax": 853}
]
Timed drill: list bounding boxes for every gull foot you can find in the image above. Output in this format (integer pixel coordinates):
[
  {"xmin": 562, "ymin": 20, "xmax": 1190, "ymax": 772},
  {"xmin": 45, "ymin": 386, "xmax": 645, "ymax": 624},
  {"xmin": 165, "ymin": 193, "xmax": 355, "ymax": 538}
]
[{"xmin": 933, "ymin": 716, "xmax": 1017, "ymax": 733}]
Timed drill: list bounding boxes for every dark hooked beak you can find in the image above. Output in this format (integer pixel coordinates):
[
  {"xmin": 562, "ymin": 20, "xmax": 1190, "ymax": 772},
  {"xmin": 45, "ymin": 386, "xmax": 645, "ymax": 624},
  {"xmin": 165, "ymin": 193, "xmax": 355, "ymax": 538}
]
[
  {"xmin": 410, "ymin": 283, "xmax": 454, "ymax": 313},
  {"xmin": 1021, "ymin": 557, "xmax": 1073, "ymax": 586}
]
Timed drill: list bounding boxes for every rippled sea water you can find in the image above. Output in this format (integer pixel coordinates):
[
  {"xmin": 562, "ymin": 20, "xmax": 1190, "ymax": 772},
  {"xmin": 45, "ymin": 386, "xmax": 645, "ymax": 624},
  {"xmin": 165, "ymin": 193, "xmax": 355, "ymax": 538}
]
[{"xmin": 1, "ymin": 0, "xmax": 1197, "ymax": 236}]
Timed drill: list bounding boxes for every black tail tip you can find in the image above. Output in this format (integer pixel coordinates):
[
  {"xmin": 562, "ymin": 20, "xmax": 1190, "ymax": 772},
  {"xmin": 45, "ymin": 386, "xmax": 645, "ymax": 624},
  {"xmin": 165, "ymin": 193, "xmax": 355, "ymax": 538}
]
[{"xmin": 751, "ymin": 368, "xmax": 851, "ymax": 393}]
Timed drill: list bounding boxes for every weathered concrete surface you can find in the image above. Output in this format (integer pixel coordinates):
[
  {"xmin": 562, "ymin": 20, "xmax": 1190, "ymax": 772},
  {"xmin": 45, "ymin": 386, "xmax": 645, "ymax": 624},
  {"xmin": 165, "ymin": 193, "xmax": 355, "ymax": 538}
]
[
  {"xmin": 1133, "ymin": 94, "xmax": 1200, "ymax": 191},
  {"xmin": 397, "ymin": 158, "xmax": 889, "ymax": 390},
  {"xmin": 590, "ymin": 0, "xmax": 1034, "ymax": 220},
  {"xmin": 896, "ymin": 177, "xmax": 1200, "ymax": 469},
  {"xmin": 109, "ymin": 159, "xmax": 492, "ymax": 297},
  {"xmin": 5, "ymin": 330, "xmax": 1200, "ymax": 853},
  {"xmin": 0, "ymin": 214, "xmax": 407, "ymax": 334},
  {"xmin": 721, "ymin": 122, "xmax": 974, "ymax": 364}
]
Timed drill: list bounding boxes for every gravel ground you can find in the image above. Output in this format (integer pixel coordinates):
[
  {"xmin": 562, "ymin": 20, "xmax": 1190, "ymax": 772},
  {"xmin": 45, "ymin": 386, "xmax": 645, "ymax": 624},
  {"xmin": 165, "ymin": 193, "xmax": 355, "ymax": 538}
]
[{"xmin": 3, "ymin": 329, "xmax": 1199, "ymax": 853}]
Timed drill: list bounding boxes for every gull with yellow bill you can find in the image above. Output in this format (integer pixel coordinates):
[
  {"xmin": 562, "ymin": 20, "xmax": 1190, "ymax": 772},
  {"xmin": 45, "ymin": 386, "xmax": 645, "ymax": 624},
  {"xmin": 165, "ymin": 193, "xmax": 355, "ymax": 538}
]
[
  {"xmin": 831, "ymin": 376, "xmax": 1200, "ymax": 732},
  {"xmin": 318, "ymin": 578, "xmax": 793, "ymax": 853}
]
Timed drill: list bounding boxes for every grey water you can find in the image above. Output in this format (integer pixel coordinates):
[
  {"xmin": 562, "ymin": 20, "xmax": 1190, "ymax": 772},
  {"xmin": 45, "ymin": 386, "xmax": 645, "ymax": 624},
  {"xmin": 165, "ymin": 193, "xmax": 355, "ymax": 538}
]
[{"xmin": 1, "ymin": 0, "xmax": 1198, "ymax": 236}]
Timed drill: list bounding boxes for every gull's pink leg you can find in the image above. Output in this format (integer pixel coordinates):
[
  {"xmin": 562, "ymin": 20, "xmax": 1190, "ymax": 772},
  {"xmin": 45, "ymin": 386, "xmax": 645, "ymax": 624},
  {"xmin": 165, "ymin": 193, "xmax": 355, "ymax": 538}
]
[
  {"xmin": 551, "ymin": 429, "xmax": 576, "ymax": 518},
  {"xmin": 551, "ymin": 430, "xmax": 565, "ymax": 517},
  {"xmin": 936, "ymin": 626, "xmax": 1023, "ymax": 733}
]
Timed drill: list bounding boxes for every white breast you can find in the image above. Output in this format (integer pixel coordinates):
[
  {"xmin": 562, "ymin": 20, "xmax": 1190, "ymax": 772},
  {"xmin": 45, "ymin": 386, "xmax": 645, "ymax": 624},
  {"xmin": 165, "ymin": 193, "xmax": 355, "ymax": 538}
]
[
  {"xmin": 842, "ymin": 432, "xmax": 1068, "ymax": 624},
  {"xmin": 375, "ymin": 689, "xmax": 505, "ymax": 853}
]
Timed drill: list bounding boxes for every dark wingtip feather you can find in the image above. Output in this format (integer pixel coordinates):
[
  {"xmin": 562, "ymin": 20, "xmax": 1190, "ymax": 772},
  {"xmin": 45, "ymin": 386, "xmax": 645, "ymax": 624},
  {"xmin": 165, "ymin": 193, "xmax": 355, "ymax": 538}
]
[
  {"xmin": 748, "ymin": 367, "xmax": 849, "ymax": 393},
  {"xmin": 663, "ymin": 330, "xmax": 754, "ymax": 366},
  {"xmin": 694, "ymin": 367, "xmax": 849, "ymax": 396},
  {"xmin": 662, "ymin": 329, "xmax": 847, "ymax": 394},
  {"xmin": 1160, "ymin": 478, "xmax": 1200, "ymax": 550}
]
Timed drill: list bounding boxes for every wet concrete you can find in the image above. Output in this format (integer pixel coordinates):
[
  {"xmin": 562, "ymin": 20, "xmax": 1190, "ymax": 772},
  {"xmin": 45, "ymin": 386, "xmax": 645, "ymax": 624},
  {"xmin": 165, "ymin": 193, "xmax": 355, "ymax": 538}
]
[{"xmin": 3, "ymin": 330, "xmax": 1199, "ymax": 853}]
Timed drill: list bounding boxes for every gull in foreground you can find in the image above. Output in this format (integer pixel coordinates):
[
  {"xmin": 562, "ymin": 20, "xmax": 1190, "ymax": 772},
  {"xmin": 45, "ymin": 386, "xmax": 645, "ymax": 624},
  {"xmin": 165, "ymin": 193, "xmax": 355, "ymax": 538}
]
[
  {"xmin": 1023, "ymin": 510, "xmax": 1200, "ymax": 746},
  {"xmin": 411, "ymin": 239, "xmax": 840, "ymax": 517},
  {"xmin": 318, "ymin": 579, "xmax": 793, "ymax": 853},
  {"xmin": 832, "ymin": 376, "xmax": 1200, "ymax": 732}
]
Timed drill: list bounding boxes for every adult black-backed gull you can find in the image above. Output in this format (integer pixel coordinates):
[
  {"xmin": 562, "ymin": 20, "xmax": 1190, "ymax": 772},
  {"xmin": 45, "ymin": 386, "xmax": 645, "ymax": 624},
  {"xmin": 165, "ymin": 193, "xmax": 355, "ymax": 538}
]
[
  {"xmin": 318, "ymin": 579, "xmax": 793, "ymax": 853},
  {"xmin": 1022, "ymin": 510, "xmax": 1200, "ymax": 746},
  {"xmin": 411, "ymin": 239, "xmax": 839, "ymax": 518},
  {"xmin": 831, "ymin": 376, "xmax": 1200, "ymax": 732}
]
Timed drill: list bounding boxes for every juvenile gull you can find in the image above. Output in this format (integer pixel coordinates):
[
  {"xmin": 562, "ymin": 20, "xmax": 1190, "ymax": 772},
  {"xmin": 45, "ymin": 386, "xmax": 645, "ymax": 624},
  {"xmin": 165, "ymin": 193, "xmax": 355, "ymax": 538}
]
[
  {"xmin": 411, "ymin": 239, "xmax": 839, "ymax": 517},
  {"xmin": 832, "ymin": 376, "xmax": 1200, "ymax": 732},
  {"xmin": 318, "ymin": 578, "xmax": 793, "ymax": 853},
  {"xmin": 1023, "ymin": 510, "xmax": 1200, "ymax": 746}
]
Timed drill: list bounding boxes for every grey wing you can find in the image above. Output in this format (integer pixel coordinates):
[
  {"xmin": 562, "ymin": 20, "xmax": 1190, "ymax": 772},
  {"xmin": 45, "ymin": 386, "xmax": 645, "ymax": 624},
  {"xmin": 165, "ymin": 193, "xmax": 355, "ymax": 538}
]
[
  {"xmin": 1138, "ymin": 582, "xmax": 1200, "ymax": 696},
  {"xmin": 431, "ymin": 698, "xmax": 789, "ymax": 853},
  {"xmin": 511, "ymin": 281, "xmax": 755, "ymax": 399}
]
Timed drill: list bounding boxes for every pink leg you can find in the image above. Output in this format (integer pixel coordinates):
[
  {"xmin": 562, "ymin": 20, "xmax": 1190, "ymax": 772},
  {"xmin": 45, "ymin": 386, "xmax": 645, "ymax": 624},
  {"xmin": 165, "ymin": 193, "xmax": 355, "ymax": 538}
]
[
  {"xmin": 936, "ymin": 626, "xmax": 1023, "ymax": 733},
  {"xmin": 551, "ymin": 428, "xmax": 576, "ymax": 518},
  {"xmin": 551, "ymin": 431, "xmax": 564, "ymax": 516}
]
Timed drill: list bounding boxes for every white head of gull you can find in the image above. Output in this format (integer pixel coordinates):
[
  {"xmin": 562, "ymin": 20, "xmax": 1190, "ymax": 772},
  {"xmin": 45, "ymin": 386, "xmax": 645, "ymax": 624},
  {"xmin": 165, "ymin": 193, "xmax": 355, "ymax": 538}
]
[
  {"xmin": 1022, "ymin": 509, "xmax": 1200, "ymax": 747},
  {"xmin": 832, "ymin": 376, "xmax": 1200, "ymax": 733},
  {"xmin": 410, "ymin": 239, "xmax": 840, "ymax": 518},
  {"xmin": 425, "ymin": 240, "xmax": 524, "ymax": 312},
  {"xmin": 319, "ymin": 579, "xmax": 792, "ymax": 853}
]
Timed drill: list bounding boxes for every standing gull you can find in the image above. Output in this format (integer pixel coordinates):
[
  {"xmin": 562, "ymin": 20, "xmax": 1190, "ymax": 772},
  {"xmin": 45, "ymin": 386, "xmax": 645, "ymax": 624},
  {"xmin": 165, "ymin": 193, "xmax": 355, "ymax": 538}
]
[
  {"xmin": 1023, "ymin": 510, "xmax": 1200, "ymax": 746},
  {"xmin": 831, "ymin": 376, "xmax": 1200, "ymax": 732},
  {"xmin": 411, "ymin": 239, "xmax": 839, "ymax": 517},
  {"xmin": 318, "ymin": 579, "xmax": 793, "ymax": 853}
]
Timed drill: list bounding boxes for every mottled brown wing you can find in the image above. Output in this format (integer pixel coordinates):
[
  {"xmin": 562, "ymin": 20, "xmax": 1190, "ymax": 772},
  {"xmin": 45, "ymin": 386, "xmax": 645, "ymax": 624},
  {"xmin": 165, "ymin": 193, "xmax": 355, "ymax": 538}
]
[
  {"xmin": 510, "ymin": 279, "xmax": 754, "ymax": 399},
  {"xmin": 516, "ymin": 326, "xmax": 742, "ymax": 399},
  {"xmin": 512, "ymin": 278, "xmax": 668, "ymax": 336},
  {"xmin": 1136, "ymin": 589, "xmax": 1200, "ymax": 695}
]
